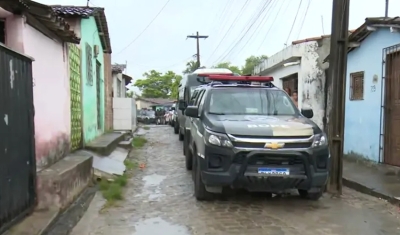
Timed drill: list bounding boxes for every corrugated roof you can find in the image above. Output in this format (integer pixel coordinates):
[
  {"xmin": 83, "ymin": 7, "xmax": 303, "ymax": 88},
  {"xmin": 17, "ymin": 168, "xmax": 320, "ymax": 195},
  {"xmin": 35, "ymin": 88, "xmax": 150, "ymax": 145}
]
[
  {"xmin": 323, "ymin": 17, "xmax": 400, "ymax": 62},
  {"xmin": 0, "ymin": 0, "xmax": 80, "ymax": 43},
  {"xmin": 292, "ymin": 30, "xmax": 356, "ymax": 45},
  {"xmin": 51, "ymin": 5, "xmax": 112, "ymax": 53}
]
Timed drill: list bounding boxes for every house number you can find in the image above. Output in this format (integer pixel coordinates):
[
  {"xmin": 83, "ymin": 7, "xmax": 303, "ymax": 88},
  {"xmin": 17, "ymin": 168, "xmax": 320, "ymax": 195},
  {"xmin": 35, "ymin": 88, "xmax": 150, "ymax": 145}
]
[{"xmin": 371, "ymin": 85, "xmax": 376, "ymax": 92}]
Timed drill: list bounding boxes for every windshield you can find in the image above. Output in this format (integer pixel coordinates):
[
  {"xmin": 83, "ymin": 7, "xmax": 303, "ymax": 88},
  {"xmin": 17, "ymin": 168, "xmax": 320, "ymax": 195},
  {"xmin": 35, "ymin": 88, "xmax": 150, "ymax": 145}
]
[{"xmin": 208, "ymin": 88, "xmax": 297, "ymax": 115}]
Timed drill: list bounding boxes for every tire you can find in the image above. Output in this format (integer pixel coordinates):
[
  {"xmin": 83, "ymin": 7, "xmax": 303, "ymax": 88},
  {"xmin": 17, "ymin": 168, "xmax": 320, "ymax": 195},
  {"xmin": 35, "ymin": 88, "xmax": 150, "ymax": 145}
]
[
  {"xmin": 193, "ymin": 155, "xmax": 213, "ymax": 201},
  {"xmin": 298, "ymin": 189, "xmax": 323, "ymax": 201},
  {"xmin": 174, "ymin": 121, "xmax": 179, "ymax": 134},
  {"xmin": 185, "ymin": 143, "xmax": 193, "ymax": 170},
  {"xmin": 179, "ymin": 128, "xmax": 184, "ymax": 141}
]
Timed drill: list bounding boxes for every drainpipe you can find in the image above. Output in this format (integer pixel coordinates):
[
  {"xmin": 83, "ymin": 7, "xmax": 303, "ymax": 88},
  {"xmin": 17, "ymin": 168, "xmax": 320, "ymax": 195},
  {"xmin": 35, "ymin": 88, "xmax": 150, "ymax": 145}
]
[{"xmin": 322, "ymin": 69, "xmax": 329, "ymax": 133}]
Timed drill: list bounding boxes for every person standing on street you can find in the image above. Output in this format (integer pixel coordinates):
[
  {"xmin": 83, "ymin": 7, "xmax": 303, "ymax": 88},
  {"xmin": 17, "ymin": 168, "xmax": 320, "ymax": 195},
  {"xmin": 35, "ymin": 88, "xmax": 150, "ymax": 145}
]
[{"xmin": 291, "ymin": 90, "xmax": 298, "ymax": 107}]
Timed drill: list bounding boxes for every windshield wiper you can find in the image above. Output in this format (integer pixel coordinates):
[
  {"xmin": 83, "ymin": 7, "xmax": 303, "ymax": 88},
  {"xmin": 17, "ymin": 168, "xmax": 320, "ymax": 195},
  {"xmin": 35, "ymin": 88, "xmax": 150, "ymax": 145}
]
[{"xmin": 208, "ymin": 112, "xmax": 226, "ymax": 115}]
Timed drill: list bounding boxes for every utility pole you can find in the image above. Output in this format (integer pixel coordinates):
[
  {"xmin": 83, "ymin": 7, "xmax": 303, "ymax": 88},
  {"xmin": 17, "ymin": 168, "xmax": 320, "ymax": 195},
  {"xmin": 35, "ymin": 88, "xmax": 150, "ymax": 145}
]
[
  {"xmin": 385, "ymin": 0, "xmax": 389, "ymax": 17},
  {"xmin": 326, "ymin": 0, "xmax": 350, "ymax": 195},
  {"xmin": 187, "ymin": 32, "xmax": 208, "ymax": 69}
]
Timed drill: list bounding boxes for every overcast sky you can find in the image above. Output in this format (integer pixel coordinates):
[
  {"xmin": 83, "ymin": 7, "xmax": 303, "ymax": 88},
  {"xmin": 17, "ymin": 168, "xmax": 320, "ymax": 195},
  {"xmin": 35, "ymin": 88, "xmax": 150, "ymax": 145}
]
[{"xmin": 38, "ymin": 0, "xmax": 398, "ymax": 89}]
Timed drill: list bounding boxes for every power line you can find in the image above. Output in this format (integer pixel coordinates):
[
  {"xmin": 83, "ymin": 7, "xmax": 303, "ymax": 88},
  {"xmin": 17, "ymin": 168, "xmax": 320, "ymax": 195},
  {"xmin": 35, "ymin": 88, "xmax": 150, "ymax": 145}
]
[
  {"xmin": 257, "ymin": 0, "xmax": 289, "ymax": 51},
  {"xmin": 285, "ymin": 0, "xmax": 303, "ymax": 45},
  {"xmin": 205, "ymin": 0, "xmax": 250, "ymax": 65},
  {"xmin": 229, "ymin": 0, "xmax": 277, "ymax": 61},
  {"xmin": 211, "ymin": 0, "xmax": 268, "ymax": 65},
  {"xmin": 214, "ymin": 0, "xmax": 271, "ymax": 65},
  {"xmin": 296, "ymin": 0, "xmax": 312, "ymax": 39},
  {"xmin": 114, "ymin": 0, "xmax": 171, "ymax": 56}
]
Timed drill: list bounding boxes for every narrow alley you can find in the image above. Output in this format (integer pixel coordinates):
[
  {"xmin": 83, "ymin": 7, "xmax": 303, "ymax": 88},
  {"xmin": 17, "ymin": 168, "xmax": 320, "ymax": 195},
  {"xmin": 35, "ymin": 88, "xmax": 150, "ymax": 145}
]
[{"xmin": 70, "ymin": 126, "xmax": 400, "ymax": 235}]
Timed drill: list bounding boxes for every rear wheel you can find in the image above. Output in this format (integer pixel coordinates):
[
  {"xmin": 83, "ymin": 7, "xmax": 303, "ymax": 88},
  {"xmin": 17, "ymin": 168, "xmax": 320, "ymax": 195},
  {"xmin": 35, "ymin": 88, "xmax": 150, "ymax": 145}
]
[
  {"xmin": 179, "ymin": 128, "xmax": 184, "ymax": 141},
  {"xmin": 185, "ymin": 144, "xmax": 193, "ymax": 170},
  {"xmin": 174, "ymin": 121, "xmax": 179, "ymax": 134}
]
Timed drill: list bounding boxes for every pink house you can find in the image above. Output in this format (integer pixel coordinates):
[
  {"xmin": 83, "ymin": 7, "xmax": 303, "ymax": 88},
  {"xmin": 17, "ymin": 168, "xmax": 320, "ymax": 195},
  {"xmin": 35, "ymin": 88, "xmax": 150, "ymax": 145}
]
[{"xmin": 1, "ymin": 1, "xmax": 80, "ymax": 170}]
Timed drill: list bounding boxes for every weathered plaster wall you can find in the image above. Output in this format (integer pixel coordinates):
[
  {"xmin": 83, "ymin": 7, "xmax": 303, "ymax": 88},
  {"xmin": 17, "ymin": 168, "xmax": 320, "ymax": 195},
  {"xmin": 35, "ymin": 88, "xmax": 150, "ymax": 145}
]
[
  {"xmin": 255, "ymin": 40, "xmax": 330, "ymax": 129},
  {"xmin": 80, "ymin": 16, "xmax": 105, "ymax": 144},
  {"xmin": 23, "ymin": 24, "xmax": 70, "ymax": 170},
  {"xmin": 104, "ymin": 53, "xmax": 113, "ymax": 131},
  {"xmin": 1, "ymin": 12, "xmax": 25, "ymax": 53},
  {"xmin": 344, "ymin": 29, "xmax": 400, "ymax": 162}
]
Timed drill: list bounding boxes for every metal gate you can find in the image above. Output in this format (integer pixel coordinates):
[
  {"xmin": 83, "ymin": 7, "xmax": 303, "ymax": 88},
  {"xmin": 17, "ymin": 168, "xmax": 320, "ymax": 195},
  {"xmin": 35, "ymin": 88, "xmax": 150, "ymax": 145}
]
[
  {"xmin": 0, "ymin": 45, "xmax": 36, "ymax": 233},
  {"xmin": 381, "ymin": 44, "xmax": 400, "ymax": 166},
  {"xmin": 69, "ymin": 44, "xmax": 83, "ymax": 151}
]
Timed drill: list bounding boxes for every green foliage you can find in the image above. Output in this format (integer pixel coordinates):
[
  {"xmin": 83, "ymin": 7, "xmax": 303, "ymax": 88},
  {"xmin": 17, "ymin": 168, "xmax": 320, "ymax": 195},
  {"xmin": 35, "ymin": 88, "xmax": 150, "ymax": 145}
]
[
  {"xmin": 241, "ymin": 55, "xmax": 268, "ymax": 75},
  {"xmin": 183, "ymin": 60, "xmax": 199, "ymax": 74},
  {"xmin": 134, "ymin": 70, "xmax": 181, "ymax": 98},
  {"xmin": 135, "ymin": 55, "xmax": 267, "ymax": 99},
  {"xmin": 213, "ymin": 62, "xmax": 241, "ymax": 74}
]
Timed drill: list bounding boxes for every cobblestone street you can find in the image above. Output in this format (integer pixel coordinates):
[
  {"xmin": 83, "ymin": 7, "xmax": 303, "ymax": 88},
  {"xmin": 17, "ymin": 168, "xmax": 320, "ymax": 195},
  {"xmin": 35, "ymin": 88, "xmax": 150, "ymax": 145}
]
[{"xmin": 71, "ymin": 126, "xmax": 400, "ymax": 235}]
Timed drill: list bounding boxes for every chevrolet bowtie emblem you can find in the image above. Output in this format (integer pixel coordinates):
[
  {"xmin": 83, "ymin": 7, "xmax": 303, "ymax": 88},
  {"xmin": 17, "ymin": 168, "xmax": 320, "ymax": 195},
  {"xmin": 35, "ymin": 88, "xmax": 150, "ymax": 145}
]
[{"xmin": 264, "ymin": 142, "xmax": 285, "ymax": 149}]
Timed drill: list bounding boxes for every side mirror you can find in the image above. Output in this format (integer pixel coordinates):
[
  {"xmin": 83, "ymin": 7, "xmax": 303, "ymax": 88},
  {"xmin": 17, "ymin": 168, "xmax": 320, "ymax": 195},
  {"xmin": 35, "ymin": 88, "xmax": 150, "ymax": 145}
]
[
  {"xmin": 301, "ymin": 108, "xmax": 314, "ymax": 118},
  {"xmin": 185, "ymin": 106, "xmax": 199, "ymax": 118},
  {"xmin": 178, "ymin": 100, "xmax": 187, "ymax": 110}
]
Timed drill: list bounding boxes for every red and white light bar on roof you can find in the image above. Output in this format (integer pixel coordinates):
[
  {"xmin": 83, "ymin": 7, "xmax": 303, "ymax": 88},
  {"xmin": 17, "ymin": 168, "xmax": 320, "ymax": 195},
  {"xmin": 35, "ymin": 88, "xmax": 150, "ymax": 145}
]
[{"xmin": 204, "ymin": 74, "xmax": 274, "ymax": 82}]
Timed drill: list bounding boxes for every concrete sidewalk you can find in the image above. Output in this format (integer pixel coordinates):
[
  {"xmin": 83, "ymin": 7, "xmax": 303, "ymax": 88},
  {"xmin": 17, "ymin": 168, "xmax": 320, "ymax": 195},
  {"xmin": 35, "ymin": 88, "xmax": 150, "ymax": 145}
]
[{"xmin": 343, "ymin": 158, "xmax": 400, "ymax": 205}]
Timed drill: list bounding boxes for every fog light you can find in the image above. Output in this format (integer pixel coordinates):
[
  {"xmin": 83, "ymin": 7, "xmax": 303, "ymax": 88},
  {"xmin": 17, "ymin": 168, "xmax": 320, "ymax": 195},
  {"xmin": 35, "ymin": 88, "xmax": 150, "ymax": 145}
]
[
  {"xmin": 208, "ymin": 156, "xmax": 222, "ymax": 168},
  {"xmin": 317, "ymin": 157, "xmax": 327, "ymax": 169}
]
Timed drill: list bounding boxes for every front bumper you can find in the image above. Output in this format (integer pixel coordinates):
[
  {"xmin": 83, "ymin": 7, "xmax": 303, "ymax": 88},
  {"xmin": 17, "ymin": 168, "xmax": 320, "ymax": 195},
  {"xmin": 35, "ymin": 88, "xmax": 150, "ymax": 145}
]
[{"xmin": 199, "ymin": 144, "xmax": 329, "ymax": 192}]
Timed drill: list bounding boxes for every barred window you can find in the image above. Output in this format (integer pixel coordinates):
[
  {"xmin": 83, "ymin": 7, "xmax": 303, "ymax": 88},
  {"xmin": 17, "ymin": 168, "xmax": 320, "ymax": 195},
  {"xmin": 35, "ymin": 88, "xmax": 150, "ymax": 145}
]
[
  {"xmin": 350, "ymin": 71, "xmax": 364, "ymax": 100},
  {"xmin": 86, "ymin": 43, "xmax": 93, "ymax": 86}
]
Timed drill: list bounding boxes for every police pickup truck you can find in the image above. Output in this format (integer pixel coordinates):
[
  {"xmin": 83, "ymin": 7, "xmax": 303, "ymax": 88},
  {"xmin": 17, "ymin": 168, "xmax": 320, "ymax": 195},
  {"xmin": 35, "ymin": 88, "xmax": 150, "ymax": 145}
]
[{"xmin": 177, "ymin": 75, "xmax": 329, "ymax": 201}]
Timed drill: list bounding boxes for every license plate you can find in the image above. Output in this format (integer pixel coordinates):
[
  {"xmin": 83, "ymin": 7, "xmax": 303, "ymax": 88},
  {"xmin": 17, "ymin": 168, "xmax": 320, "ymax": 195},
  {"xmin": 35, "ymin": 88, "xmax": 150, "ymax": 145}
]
[{"xmin": 258, "ymin": 168, "xmax": 289, "ymax": 175}]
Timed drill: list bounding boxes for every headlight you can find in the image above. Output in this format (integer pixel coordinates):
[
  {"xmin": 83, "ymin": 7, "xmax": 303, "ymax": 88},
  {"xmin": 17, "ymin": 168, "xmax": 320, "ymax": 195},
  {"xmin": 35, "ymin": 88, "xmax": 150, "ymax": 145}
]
[
  {"xmin": 312, "ymin": 133, "xmax": 327, "ymax": 147},
  {"xmin": 205, "ymin": 129, "xmax": 233, "ymax": 148}
]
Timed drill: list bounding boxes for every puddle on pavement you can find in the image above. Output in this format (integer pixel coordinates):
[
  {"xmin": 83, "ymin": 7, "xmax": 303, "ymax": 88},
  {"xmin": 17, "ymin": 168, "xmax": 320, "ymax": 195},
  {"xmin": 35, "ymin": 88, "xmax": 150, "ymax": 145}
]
[
  {"xmin": 135, "ymin": 174, "xmax": 167, "ymax": 201},
  {"xmin": 142, "ymin": 174, "xmax": 166, "ymax": 187},
  {"xmin": 133, "ymin": 217, "xmax": 190, "ymax": 235}
]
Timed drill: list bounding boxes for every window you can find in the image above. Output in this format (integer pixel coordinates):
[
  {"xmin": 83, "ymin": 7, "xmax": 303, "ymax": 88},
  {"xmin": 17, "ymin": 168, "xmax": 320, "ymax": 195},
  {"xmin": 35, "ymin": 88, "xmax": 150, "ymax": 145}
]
[
  {"xmin": 208, "ymin": 88, "xmax": 297, "ymax": 115},
  {"xmin": 0, "ymin": 19, "xmax": 5, "ymax": 44},
  {"xmin": 198, "ymin": 90, "xmax": 206, "ymax": 113},
  {"xmin": 189, "ymin": 90, "xmax": 199, "ymax": 105},
  {"xmin": 282, "ymin": 73, "xmax": 298, "ymax": 96},
  {"xmin": 86, "ymin": 43, "xmax": 93, "ymax": 85},
  {"xmin": 195, "ymin": 90, "xmax": 205, "ymax": 106},
  {"xmin": 350, "ymin": 71, "xmax": 364, "ymax": 100}
]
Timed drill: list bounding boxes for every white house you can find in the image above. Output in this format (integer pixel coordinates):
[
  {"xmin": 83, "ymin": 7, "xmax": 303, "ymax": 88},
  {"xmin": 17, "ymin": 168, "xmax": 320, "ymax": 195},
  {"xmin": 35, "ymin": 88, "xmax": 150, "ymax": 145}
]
[
  {"xmin": 111, "ymin": 64, "xmax": 136, "ymax": 131},
  {"xmin": 253, "ymin": 35, "xmax": 333, "ymax": 129}
]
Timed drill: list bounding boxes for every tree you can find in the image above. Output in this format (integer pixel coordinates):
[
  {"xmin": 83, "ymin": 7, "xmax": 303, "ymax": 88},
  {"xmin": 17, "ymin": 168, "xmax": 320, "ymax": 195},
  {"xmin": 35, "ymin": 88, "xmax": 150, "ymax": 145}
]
[
  {"xmin": 183, "ymin": 60, "xmax": 199, "ymax": 74},
  {"xmin": 241, "ymin": 55, "xmax": 268, "ymax": 75},
  {"xmin": 170, "ymin": 75, "xmax": 182, "ymax": 99},
  {"xmin": 134, "ymin": 70, "xmax": 181, "ymax": 98},
  {"xmin": 126, "ymin": 90, "xmax": 134, "ymax": 98},
  {"xmin": 213, "ymin": 62, "xmax": 241, "ymax": 74}
]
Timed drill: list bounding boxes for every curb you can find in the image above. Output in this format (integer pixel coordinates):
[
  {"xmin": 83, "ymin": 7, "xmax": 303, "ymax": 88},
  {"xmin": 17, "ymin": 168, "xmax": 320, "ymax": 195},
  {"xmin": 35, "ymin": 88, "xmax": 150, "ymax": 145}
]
[
  {"xmin": 343, "ymin": 177, "xmax": 400, "ymax": 205},
  {"xmin": 41, "ymin": 186, "xmax": 97, "ymax": 235}
]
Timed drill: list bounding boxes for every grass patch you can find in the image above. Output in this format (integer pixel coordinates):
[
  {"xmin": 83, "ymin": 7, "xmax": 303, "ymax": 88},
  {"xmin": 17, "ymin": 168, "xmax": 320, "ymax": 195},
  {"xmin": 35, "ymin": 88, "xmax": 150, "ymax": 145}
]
[
  {"xmin": 99, "ymin": 159, "xmax": 138, "ymax": 206},
  {"xmin": 143, "ymin": 126, "xmax": 150, "ymax": 130},
  {"xmin": 132, "ymin": 136, "xmax": 147, "ymax": 148}
]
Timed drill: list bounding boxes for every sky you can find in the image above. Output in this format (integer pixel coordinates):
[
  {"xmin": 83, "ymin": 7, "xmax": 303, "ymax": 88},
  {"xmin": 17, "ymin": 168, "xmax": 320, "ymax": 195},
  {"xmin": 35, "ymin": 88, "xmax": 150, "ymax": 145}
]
[{"xmin": 37, "ymin": 0, "xmax": 398, "ymax": 94}]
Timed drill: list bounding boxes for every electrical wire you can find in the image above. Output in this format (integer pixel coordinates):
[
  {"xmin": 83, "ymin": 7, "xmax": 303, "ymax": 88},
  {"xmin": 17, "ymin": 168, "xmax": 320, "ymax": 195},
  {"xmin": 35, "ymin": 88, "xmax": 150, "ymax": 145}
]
[
  {"xmin": 211, "ymin": 0, "xmax": 268, "ymax": 65},
  {"xmin": 257, "ymin": 0, "xmax": 289, "ymax": 51},
  {"xmin": 296, "ymin": 0, "xmax": 312, "ymax": 40},
  {"xmin": 285, "ymin": 0, "xmax": 303, "ymax": 46},
  {"xmin": 114, "ymin": 0, "xmax": 171, "ymax": 56},
  {"xmin": 214, "ymin": 0, "xmax": 271, "ymax": 65},
  {"xmin": 229, "ymin": 0, "xmax": 278, "ymax": 61},
  {"xmin": 205, "ymin": 0, "xmax": 250, "ymax": 65}
]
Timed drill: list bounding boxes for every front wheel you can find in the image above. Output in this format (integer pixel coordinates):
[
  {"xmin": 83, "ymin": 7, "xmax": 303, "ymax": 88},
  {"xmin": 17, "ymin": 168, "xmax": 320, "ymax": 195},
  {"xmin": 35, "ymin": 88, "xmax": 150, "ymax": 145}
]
[
  {"xmin": 194, "ymin": 157, "xmax": 213, "ymax": 201},
  {"xmin": 298, "ymin": 189, "xmax": 323, "ymax": 201}
]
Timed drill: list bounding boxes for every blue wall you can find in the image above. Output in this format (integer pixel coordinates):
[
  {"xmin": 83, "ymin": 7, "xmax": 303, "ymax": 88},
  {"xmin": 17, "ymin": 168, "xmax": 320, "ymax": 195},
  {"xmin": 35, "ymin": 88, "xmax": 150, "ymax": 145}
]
[{"xmin": 344, "ymin": 28, "xmax": 400, "ymax": 162}]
